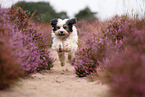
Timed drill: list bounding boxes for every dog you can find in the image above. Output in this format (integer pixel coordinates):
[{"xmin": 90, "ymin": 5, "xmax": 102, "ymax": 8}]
[{"xmin": 50, "ymin": 18, "xmax": 78, "ymax": 67}]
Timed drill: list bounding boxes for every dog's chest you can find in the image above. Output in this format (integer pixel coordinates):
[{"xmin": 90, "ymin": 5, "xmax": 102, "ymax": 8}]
[
  {"xmin": 60, "ymin": 38, "xmax": 76, "ymax": 51},
  {"xmin": 52, "ymin": 34, "xmax": 78, "ymax": 52}
]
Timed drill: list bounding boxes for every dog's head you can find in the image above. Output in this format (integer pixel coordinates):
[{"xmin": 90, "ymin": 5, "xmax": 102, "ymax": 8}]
[{"xmin": 50, "ymin": 18, "xmax": 77, "ymax": 39}]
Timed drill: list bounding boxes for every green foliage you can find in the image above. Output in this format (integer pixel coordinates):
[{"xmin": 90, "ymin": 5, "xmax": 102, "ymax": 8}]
[
  {"xmin": 75, "ymin": 7, "xmax": 97, "ymax": 21},
  {"xmin": 15, "ymin": 1, "xmax": 69, "ymax": 22}
]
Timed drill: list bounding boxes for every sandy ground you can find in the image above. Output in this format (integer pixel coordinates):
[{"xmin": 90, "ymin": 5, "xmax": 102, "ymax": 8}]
[{"xmin": 0, "ymin": 49, "xmax": 110, "ymax": 97}]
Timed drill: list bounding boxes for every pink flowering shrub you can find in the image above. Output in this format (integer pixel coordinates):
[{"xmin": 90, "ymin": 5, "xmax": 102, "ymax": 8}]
[
  {"xmin": 103, "ymin": 47, "xmax": 145, "ymax": 97},
  {"xmin": 8, "ymin": 6, "xmax": 53, "ymax": 74},
  {"xmin": 73, "ymin": 20, "xmax": 103, "ymax": 77},
  {"xmin": 73, "ymin": 36, "xmax": 106, "ymax": 77},
  {"xmin": 0, "ymin": 39, "xmax": 24, "ymax": 89},
  {"xmin": 0, "ymin": 6, "xmax": 53, "ymax": 89},
  {"xmin": 102, "ymin": 16, "xmax": 145, "ymax": 97},
  {"xmin": 0, "ymin": 7, "xmax": 24, "ymax": 89},
  {"xmin": 35, "ymin": 22, "xmax": 53, "ymax": 47},
  {"xmin": 74, "ymin": 15, "xmax": 145, "ymax": 96},
  {"xmin": 73, "ymin": 15, "xmax": 145, "ymax": 76}
]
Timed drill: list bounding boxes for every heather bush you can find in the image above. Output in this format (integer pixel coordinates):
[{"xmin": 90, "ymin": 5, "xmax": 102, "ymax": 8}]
[
  {"xmin": 0, "ymin": 7, "xmax": 23, "ymax": 89},
  {"xmin": 73, "ymin": 20, "xmax": 118, "ymax": 77},
  {"xmin": 0, "ymin": 39, "xmax": 24, "ymax": 89},
  {"xmin": 73, "ymin": 36, "xmax": 105, "ymax": 77},
  {"xmin": 73, "ymin": 15, "xmax": 145, "ymax": 79},
  {"xmin": 8, "ymin": 6, "xmax": 53, "ymax": 74},
  {"xmin": 35, "ymin": 22, "xmax": 52, "ymax": 47},
  {"xmin": 0, "ymin": 6, "xmax": 53, "ymax": 89},
  {"xmin": 101, "ymin": 16, "xmax": 145, "ymax": 97},
  {"xmin": 102, "ymin": 16, "xmax": 144, "ymax": 48},
  {"xmin": 103, "ymin": 46, "xmax": 145, "ymax": 97},
  {"xmin": 73, "ymin": 20, "xmax": 102, "ymax": 77}
]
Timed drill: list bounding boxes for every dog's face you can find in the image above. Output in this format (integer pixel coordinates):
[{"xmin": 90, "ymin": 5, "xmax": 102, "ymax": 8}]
[{"xmin": 51, "ymin": 18, "xmax": 77, "ymax": 39}]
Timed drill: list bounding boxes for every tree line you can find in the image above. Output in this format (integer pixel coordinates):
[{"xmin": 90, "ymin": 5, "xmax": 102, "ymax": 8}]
[{"xmin": 15, "ymin": 1, "xmax": 97, "ymax": 22}]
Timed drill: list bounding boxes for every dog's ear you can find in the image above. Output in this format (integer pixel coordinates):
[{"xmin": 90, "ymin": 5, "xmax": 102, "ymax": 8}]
[
  {"xmin": 66, "ymin": 18, "xmax": 77, "ymax": 32},
  {"xmin": 66, "ymin": 18, "xmax": 77, "ymax": 25},
  {"xmin": 50, "ymin": 18, "xmax": 58, "ymax": 31},
  {"xmin": 50, "ymin": 18, "xmax": 58, "ymax": 26}
]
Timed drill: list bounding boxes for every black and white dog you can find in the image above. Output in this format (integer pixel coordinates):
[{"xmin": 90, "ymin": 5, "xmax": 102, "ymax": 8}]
[{"xmin": 50, "ymin": 18, "xmax": 78, "ymax": 67}]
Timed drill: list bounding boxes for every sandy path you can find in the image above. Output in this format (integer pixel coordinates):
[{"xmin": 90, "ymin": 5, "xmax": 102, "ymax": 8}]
[{"xmin": 0, "ymin": 49, "xmax": 110, "ymax": 97}]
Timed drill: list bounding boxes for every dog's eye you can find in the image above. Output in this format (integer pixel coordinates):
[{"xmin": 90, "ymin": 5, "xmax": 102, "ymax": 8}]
[
  {"xmin": 63, "ymin": 26, "xmax": 67, "ymax": 29},
  {"xmin": 57, "ymin": 26, "xmax": 60, "ymax": 29}
]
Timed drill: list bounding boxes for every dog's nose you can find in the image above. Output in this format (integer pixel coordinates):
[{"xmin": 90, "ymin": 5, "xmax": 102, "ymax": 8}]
[{"xmin": 60, "ymin": 31, "xmax": 63, "ymax": 34}]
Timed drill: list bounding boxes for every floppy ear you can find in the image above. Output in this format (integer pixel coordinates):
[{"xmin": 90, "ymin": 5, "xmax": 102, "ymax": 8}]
[
  {"xmin": 66, "ymin": 18, "xmax": 77, "ymax": 25},
  {"xmin": 50, "ymin": 18, "xmax": 58, "ymax": 31},
  {"xmin": 66, "ymin": 18, "xmax": 77, "ymax": 32},
  {"xmin": 50, "ymin": 18, "xmax": 58, "ymax": 27}
]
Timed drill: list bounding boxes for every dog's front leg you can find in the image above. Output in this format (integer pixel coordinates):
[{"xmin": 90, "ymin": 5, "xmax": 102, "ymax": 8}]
[
  {"xmin": 57, "ymin": 51, "xmax": 65, "ymax": 67},
  {"xmin": 68, "ymin": 51, "xmax": 75, "ymax": 65}
]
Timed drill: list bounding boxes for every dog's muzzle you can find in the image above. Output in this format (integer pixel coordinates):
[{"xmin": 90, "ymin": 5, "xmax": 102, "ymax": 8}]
[{"xmin": 59, "ymin": 31, "xmax": 65, "ymax": 36}]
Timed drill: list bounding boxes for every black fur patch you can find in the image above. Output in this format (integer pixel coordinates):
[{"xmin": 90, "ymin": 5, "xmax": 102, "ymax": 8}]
[
  {"xmin": 50, "ymin": 18, "xmax": 58, "ymax": 31},
  {"xmin": 66, "ymin": 18, "xmax": 77, "ymax": 32}
]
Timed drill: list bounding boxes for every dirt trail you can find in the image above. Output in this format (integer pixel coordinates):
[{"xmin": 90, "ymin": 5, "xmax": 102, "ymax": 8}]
[{"xmin": 0, "ymin": 49, "xmax": 110, "ymax": 97}]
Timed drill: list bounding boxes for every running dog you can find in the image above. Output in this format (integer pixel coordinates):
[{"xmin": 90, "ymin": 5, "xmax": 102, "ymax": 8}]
[{"xmin": 50, "ymin": 18, "xmax": 78, "ymax": 67}]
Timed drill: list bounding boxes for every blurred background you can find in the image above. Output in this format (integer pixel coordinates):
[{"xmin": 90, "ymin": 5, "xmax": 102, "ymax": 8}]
[
  {"xmin": 0, "ymin": 0, "xmax": 145, "ymax": 22},
  {"xmin": 0, "ymin": 1, "xmax": 145, "ymax": 96}
]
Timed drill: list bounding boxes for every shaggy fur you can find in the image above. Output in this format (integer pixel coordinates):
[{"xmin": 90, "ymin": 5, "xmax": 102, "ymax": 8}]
[{"xmin": 51, "ymin": 18, "xmax": 78, "ymax": 66}]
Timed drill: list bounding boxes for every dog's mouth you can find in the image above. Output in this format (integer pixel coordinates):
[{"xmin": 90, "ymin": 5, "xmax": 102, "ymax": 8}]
[
  {"xmin": 58, "ymin": 34, "xmax": 65, "ymax": 36},
  {"xmin": 57, "ymin": 33, "xmax": 69, "ymax": 39}
]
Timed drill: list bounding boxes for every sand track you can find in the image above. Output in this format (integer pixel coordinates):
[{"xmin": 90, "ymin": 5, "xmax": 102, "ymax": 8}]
[{"xmin": 0, "ymin": 49, "xmax": 109, "ymax": 97}]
